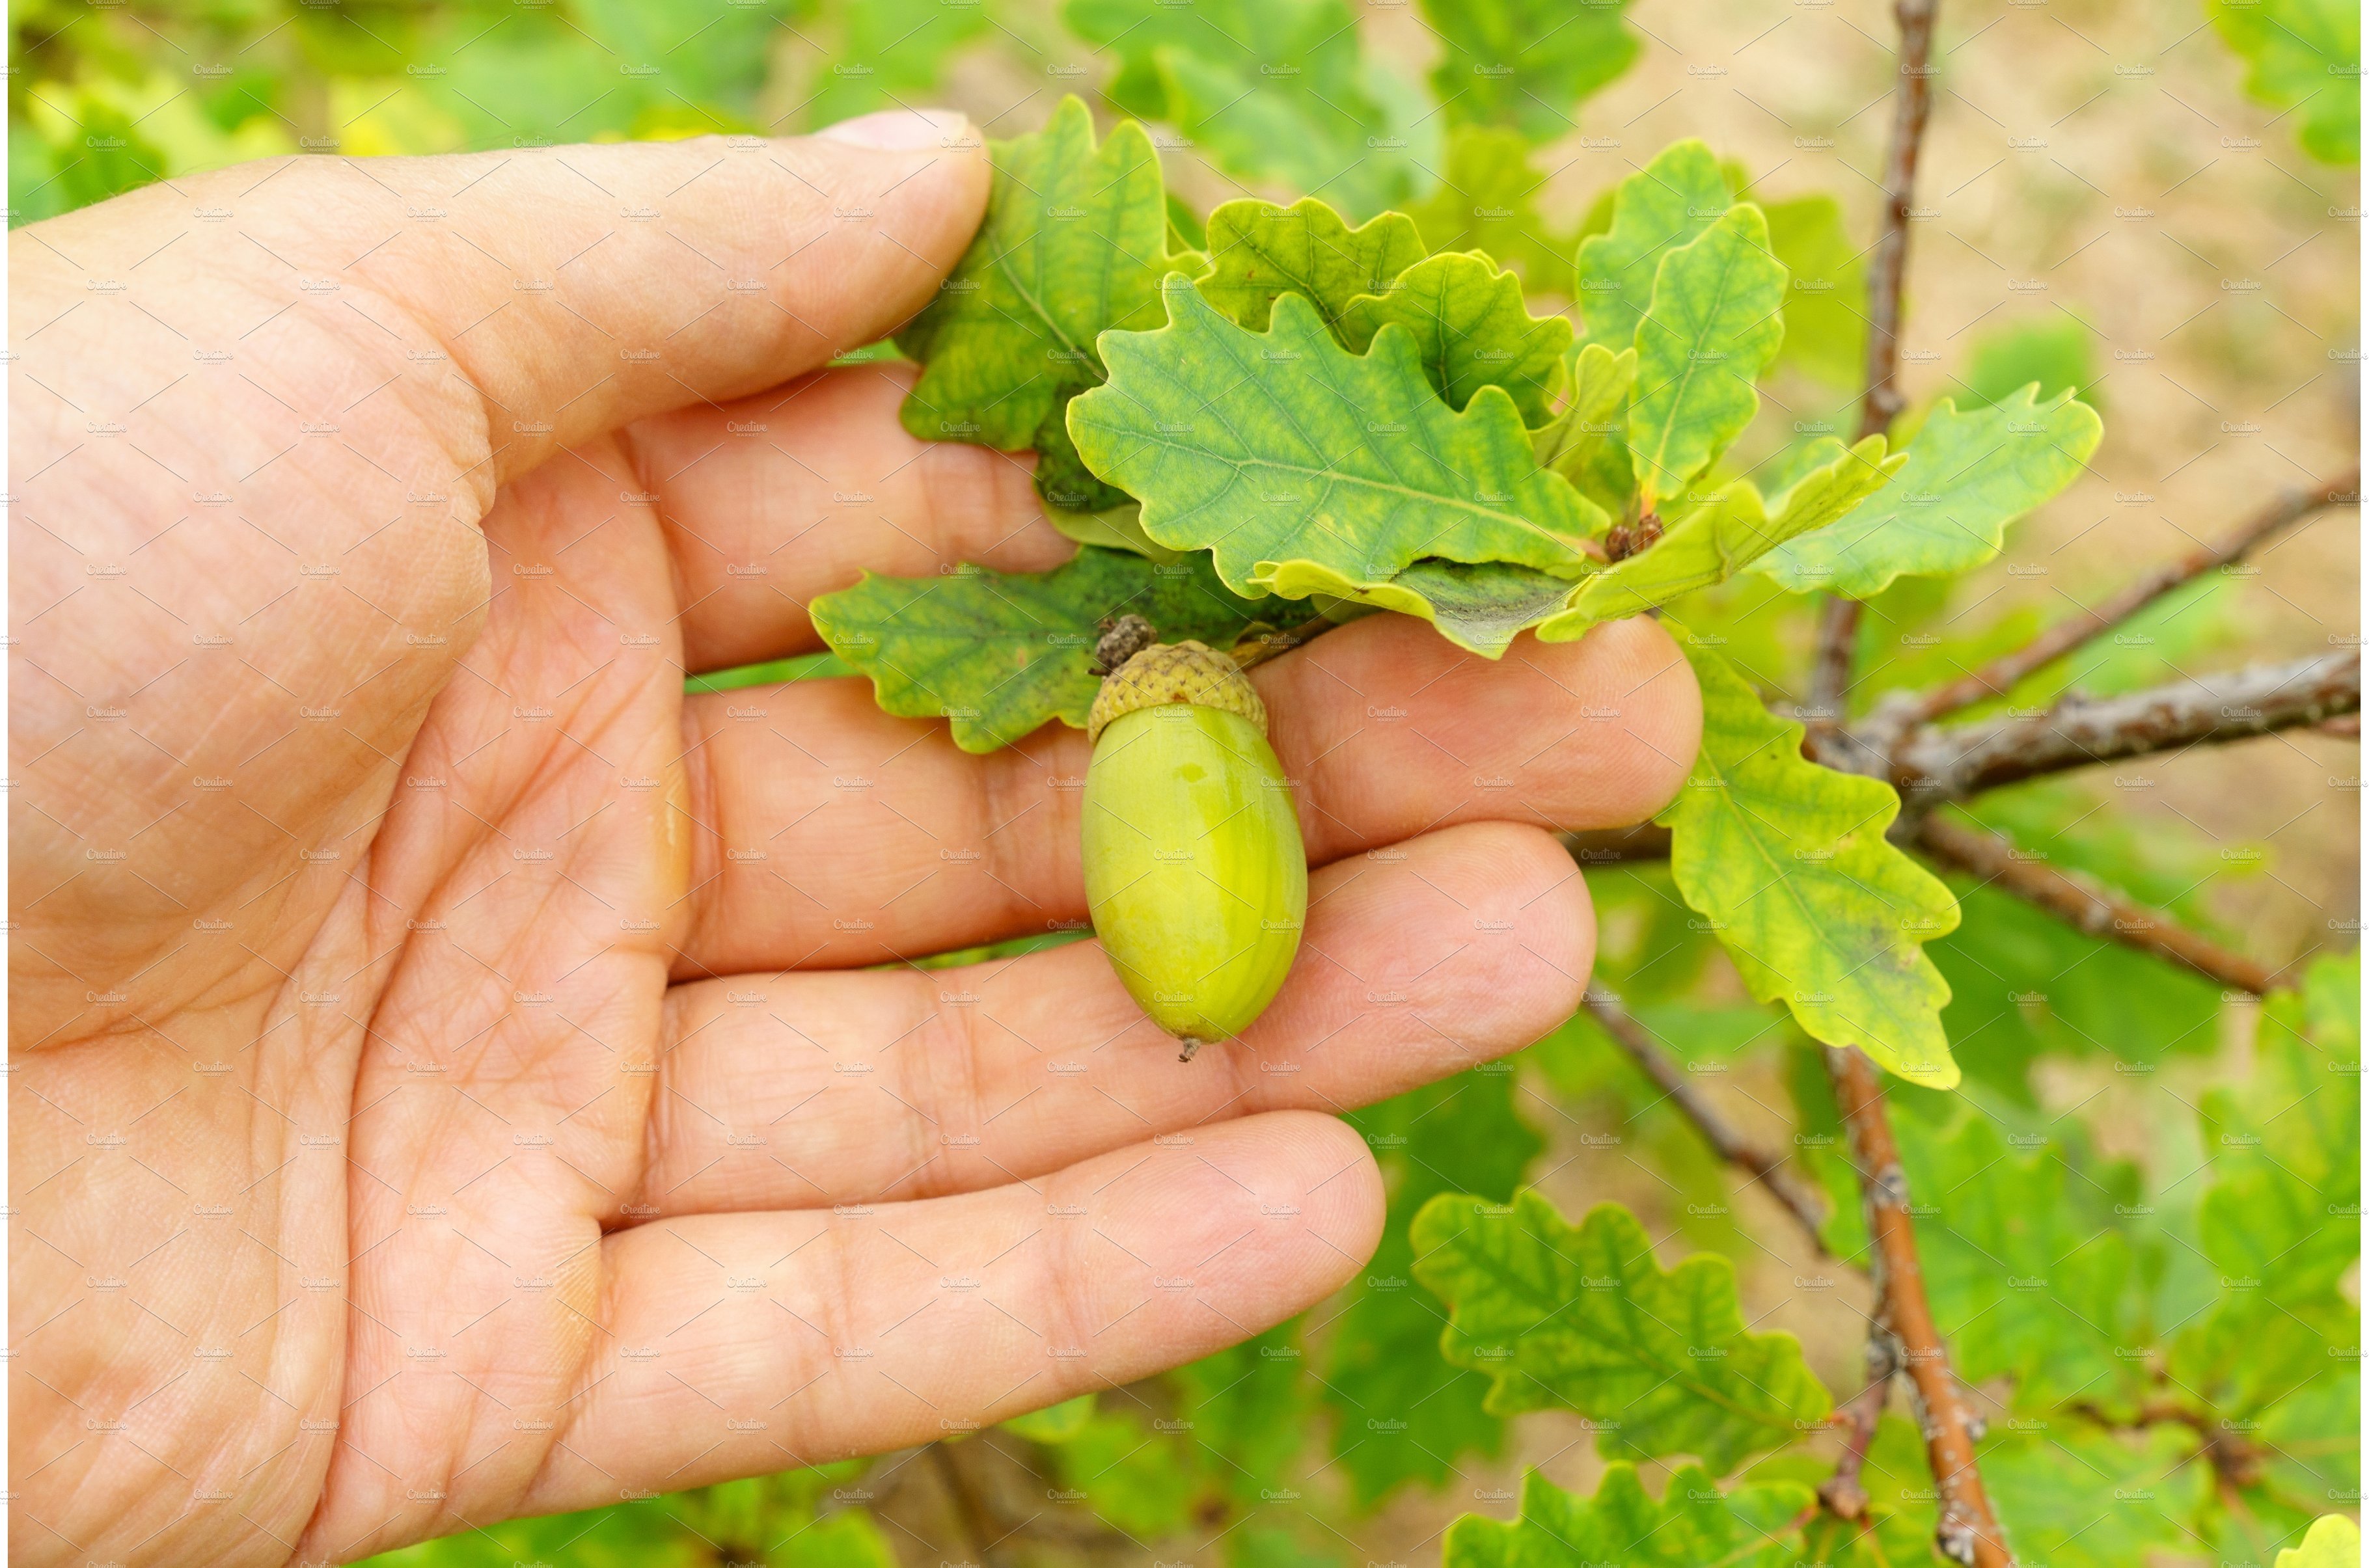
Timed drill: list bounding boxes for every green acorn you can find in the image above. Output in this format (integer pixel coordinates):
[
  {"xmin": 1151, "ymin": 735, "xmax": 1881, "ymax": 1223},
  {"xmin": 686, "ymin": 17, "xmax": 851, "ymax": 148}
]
[{"xmin": 1082, "ymin": 626, "xmax": 1307, "ymax": 1061}]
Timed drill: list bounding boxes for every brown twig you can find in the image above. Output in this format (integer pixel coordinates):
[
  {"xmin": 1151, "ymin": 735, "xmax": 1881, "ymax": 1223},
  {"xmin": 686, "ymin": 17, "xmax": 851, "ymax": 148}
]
[
  {"xmin": 1859, "ymin": 0, "xmax": 1941, "ymax": 444},
  {"xmin": 1913, "ymin": 814, "xmax": 2286, "ymax": 994},
  {"xmin": 1828, "ymin": 1048, "xmax": 2012, "ymax": 1568},
  {"xmin": 1582, "ymin": 988, "xmax": 1830, "ymax": 1252},
  {"xmin": 1808, "ymin": 0, "xmax": 1942, "ymax": 737},
  {"xmin": 1805, "ymin": 653, "xmax": 2361, "ymax": 796},
  {"xmin": 1908, "ymin": 470, "xmax": 2360, "ymax": 725},
  {"xmin": 1563, "ymin": 651, "xmax": 2356, "ymax": 878},
  {"xmin": 1796, "ymin": 651, "xmax": 2359, "ymax": 794},
  {"xmin": 1808, "ymin": 597, "xmax": 1865, "ymax": 740},
  {"xmin": 1229, "ymin": 619, "xmax": 1327, "ymax": 672},
  {"xmin": 929, "ymin": 1442, "xmax": 1011, "ymax": 1568},
  {"xmin": 1560, "ymin": 824, "xmax": 1676, "ymax": 864},
  {"xmin": 1563, "ymin": 655, "xmax": 2346, "ymax": 990},
  {"xmin": 1886, "ymin": 650, "xmax": 2360, "ymax": 803},
  {"xmin": 1818, "ymin": 1362, "xmax": 1899, "ymax": 1521},
  {"xmin": 2062, "ymin": 1398, "xmax": 2267, "ymax": 1489},
  {"xmin": 1799, "ymin": 519, "xmax": 1879, "ymax": 749}
]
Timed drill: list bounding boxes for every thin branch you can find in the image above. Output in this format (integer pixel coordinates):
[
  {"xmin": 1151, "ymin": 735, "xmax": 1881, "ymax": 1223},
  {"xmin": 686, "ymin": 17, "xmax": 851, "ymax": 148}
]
[
  {"xmin": 1809, "ymin": 0, "xmax": 1942, "ymax": 735},
  {"xmin": 1230, "ymin": 619, "xmax": 1327, "ymax": 671},
  {"xmin": 1565, "ymin": 652, "xmax": 2357, "ymax": 881},
  {"xmin": 1581, "ymin": 988, "xmax": 1831, "ymax": 1251},
  {"xmin": 1886, "ymin": 650, "xmax": 2359, "ymax": 802},
  {"xmin": 1913, "ymin": 813, "xmax": 2286, "ymax": 993},
  {"xmin": 1858, "ymin": 0, "xmax": 1941, "ymax": 444},
  {"xmin": 1828, "ymin": 1048, "xmax": 2012, "ymax": 1568},
  {"xmin": 1818, "ymin": 1366, "xmax": 1898, "ymax": 1521},
  {"xmin": 929, "ymin": 1442, "xmax": 1011, "ymax": 1568},
  {"xmin": 1561, "ymin": 824, "xmax": 1676, "ymax": 864},
  {"xmin": 2062, "ymin": 1398, "xmax": 2267, "ymax": 1489},
  {"xmin": 1909, "ymin": 469, "xmax": 2360, "ymax": 725},
  {"xmin": 1809, "ymin": 596, "xmax": 1867, "ymax": 740}
]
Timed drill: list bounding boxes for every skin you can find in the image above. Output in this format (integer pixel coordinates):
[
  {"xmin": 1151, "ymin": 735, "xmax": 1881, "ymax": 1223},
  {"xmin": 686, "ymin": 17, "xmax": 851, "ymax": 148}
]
[{"xmin": 7, "ymin": 109, "xmax": 1703, "ymax": 1566}]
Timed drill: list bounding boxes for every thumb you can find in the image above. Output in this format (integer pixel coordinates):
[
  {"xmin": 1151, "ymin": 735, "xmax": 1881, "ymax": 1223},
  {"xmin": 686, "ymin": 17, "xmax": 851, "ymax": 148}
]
[{"xmin": 234, "ymin": 109, "xmax": 990, "ymax": 490}]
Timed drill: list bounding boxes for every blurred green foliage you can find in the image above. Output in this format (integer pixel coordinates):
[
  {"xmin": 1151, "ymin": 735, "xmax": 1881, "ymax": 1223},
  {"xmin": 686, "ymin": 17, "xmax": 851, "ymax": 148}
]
[
  {"xmin": 359, "ymin": 1465, "xmax": 892, "ymax": 1567},
  {"xmin": 1960, "ymin": 316, "xmax": 2100, "ymax": 411},
  {"xmin": 2207, "ymin": 0, "xmax": 2361, "ymax": 163},
  {"xmin": 7, "ymin": 0, "xmax": 969, "ymax": 226}
]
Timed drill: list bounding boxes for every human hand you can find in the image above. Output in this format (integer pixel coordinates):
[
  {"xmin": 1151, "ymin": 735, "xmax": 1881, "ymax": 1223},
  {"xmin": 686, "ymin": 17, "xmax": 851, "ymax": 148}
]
[{"xmin": 8, "ymin": 109, "xmax": 1699, "ymax": 1565}]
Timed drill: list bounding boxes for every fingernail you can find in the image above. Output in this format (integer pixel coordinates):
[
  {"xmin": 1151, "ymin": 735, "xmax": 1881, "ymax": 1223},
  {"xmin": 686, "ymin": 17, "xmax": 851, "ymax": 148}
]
[{"xmin": 820, "ymin": 108, "xmax": 970, "ymax": 151}]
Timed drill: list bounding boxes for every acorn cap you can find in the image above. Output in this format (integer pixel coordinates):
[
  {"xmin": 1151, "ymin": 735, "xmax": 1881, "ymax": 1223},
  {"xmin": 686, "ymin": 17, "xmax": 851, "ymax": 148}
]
[{"xmin": 1088, "ymin": 640, "xmax": 1268, "ymax": 744}]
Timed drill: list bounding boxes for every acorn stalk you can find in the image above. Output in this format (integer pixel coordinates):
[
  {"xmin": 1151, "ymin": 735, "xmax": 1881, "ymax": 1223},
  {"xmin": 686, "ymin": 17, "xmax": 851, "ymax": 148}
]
[{"xmin": 1081, "ymin": 636, "xmax": 1307, "ymax": 1061}]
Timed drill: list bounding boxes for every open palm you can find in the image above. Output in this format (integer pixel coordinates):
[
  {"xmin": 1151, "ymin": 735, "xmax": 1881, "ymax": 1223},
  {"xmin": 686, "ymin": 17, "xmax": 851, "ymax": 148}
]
[{"xmin": 8, "ymin": 112, "xmax": 1699, "ymax": 1566}]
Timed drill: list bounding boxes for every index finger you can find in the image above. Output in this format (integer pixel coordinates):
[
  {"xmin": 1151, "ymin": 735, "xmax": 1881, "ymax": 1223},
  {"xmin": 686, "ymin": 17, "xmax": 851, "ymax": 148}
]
[
  {"xmin": 25, "ymin": 110, "xmax": 991, "ymax": 496},
  {"xmin": 380, "ymin": 111, "xmax": 989, "ymax": 487}
]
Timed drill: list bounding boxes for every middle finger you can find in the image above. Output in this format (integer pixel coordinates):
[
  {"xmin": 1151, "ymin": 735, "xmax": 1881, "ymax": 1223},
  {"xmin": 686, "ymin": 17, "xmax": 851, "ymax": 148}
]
[{"xmin": 670, "ymin": 608, "xmax": 1696, "ymax": 978}]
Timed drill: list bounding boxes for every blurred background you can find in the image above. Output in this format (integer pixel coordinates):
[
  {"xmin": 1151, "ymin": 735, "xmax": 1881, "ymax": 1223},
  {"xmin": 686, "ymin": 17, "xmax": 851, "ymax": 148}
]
[{"xmin": 12, "ymin": 0, "xmax": 2357, "ymax": 1564}]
